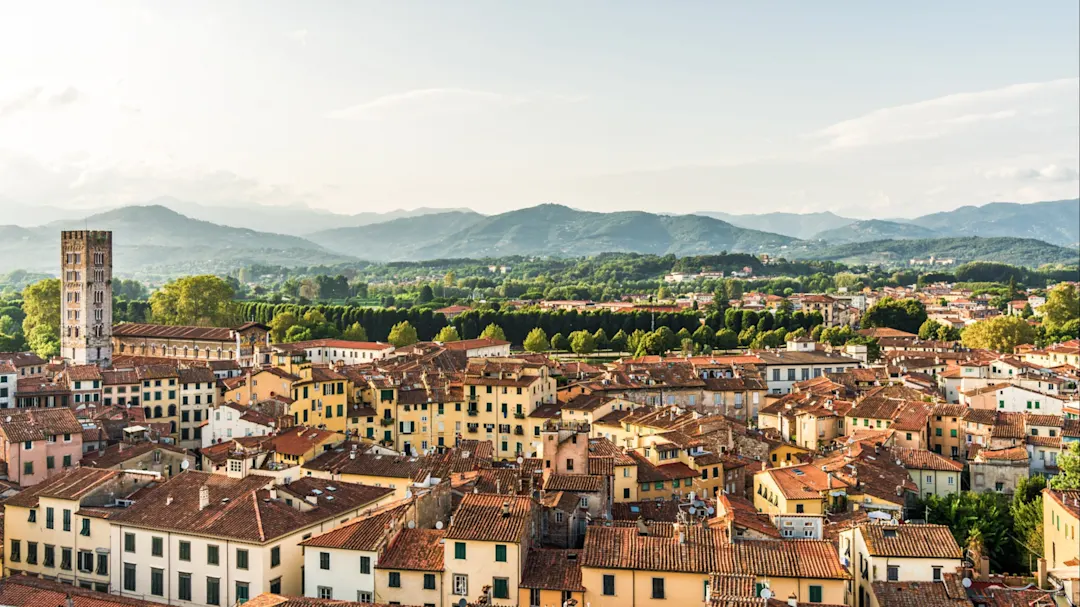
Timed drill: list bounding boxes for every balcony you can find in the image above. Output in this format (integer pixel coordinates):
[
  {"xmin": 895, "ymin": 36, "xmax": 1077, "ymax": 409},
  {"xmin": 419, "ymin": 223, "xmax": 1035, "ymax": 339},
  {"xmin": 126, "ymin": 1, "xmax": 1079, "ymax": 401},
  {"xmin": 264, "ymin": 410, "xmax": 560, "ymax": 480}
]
[
  {"xmin": 514, "ymin": 426, "xmax": 524, "ymax": 436},
  {"xmin": 514, "ymin": 412, "xmax": 526, "ymax": 419},
  {"xmin": 467, "ymin": 409, "xmax": 479, "ymax": 417},
  {"xmin": 467, "ymin": 424, "xmax": 479, "ymax": 434},
  {"xmin": 380, "ymin": 418, "xmax": 395, "ymax": 427}
]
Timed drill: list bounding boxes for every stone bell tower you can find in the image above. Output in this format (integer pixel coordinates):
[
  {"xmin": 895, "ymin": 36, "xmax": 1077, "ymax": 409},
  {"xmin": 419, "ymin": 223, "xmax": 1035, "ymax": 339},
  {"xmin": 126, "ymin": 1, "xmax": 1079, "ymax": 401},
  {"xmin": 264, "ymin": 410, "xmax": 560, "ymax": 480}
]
[{"xmin": 60, "ymin": 230, "xmax": 113, "ymax": 366}]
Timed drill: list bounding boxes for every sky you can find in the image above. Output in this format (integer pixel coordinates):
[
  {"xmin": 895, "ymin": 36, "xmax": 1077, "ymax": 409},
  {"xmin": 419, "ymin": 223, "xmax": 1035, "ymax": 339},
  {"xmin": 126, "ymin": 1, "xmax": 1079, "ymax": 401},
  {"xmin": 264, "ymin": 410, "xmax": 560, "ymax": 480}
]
[{"xmin": 1, "ymin": 1, "xmax": 1078, "ymax": 220}]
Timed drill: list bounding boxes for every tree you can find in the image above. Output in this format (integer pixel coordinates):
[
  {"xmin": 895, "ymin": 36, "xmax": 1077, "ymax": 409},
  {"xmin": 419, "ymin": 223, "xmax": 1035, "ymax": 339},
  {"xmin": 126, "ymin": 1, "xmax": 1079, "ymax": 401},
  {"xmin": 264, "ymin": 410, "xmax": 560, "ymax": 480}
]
[
  {"xmin": 609, "ymin": 330, "xmax": 628, "ymax": 353},
  {"xmin": 284, "ymin": 324, "xmax": 312, "ymax": 343},
  {"xmin": 692, "ymin": 324, "xmax": 715, "ymax": 346},
  {"xmin": 150, "ymin": 275, "xmax": 238, "ymax": 326},
  {"xmin": 715, "ymin": 328, "xmax": 738, "ymax": 349},
  {"xmin": 443, "ymin": 271, "xmax": 456, "ymax": 288},
  {"xmin": 434, "ymin": 325, "xmax": 461, "ymax": 342},
  {"xmin": 523, "ymin": 328, "xmax": 549, "ymax": 352},
  {"xmin": 342, "ymin": 322, "xmax": 369, "ymax": 342},
  {"xmin": 592, "ymin": 328, "xmax": 609, "ymax": 350},
  {"xmin": 654, "ymin": 326, "xmax": 678, "ymax": 353},
  {"xmin": 1041, "ymin": 283, "xmax": 1079, "ymax": 331},
  {"xmin": 570, "ymin": 330, "xmax": 597, "ymax": 355},
  {"xmin": 21, "ymin": 279, "xmax": 60, "ymax": 346},
  {"xmin": 269, "ymin": 311, "xmax": 299, "ymax": 342},
  {"xmin": 918, "ymin": 319, "xmax": 944, "ymax": 341},
  {"xmin": 417, "ymin": 285, "xmax": 435, "ymax": 303},
  {"xmin": 1050, "ymin": 442, "xmax": 1080, "ymax": 490},
  {"xmin": 1020, "ymin": 303, "xmax": 1034, "ymax": 319},
  {"xmin": 961, "ymin": 315, "xmax": 1036, "ymax": 353},
  {"xmin": 480, "ymin": 323, "xmax": 506, "ymax": 341},
  {"xmin": 861, "ymin": 297, "xmax": 927, "ymax": 334},
  {"xmin": 551, "ymin": 332, "xmax": 570, "ymax": 352},
  {"xmin": 388, "ymin": 321, "xmax": 419, "ymax": 347},
  {"xmin": 1011, "ymin": 475, "xmax": 1046, "ymax": 572}
]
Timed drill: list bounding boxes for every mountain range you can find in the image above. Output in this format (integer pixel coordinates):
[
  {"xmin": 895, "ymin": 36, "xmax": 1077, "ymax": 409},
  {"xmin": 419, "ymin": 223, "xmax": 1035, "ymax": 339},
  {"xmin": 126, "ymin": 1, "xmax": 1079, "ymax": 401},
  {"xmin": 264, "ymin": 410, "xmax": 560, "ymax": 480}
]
[{"xmin": 0, "ymin": 198, "xmax": 1076, "ymax": 277}]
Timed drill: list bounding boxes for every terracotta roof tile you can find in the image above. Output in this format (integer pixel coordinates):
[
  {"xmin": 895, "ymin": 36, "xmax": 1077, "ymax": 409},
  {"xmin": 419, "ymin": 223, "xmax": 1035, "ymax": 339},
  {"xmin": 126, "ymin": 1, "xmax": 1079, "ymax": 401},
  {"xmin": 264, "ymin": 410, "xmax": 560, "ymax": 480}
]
[
  {"xmin": 891, "ymin": 446, "xmax": 963, "ymax": 472},
  {"xmin": 520, "ymin": 549, "xmax": 585, "ymax": 591},
  {"xmin": 5, "ymin": 467, "xmax": 121, "ymax": 508},
  {"xmin": 0, "ymin": 575, "xmax": 163, "ymax": 607},
  {"xmin": 443, "ymin": 493, "xmax": 535, "ymax": 543},
  {"xmin": 376, "ymin": 528, "xmax": 445, "ymax": 571},
  {"xmin": 860, "ymin": 524, "xmax": 963, "ymax": 558},
  {"xmin": 543, "ymin": 474, "xmax": 603, "ymax": 493},
  {"xmin": 872, "ymin": 576, "xmax": 971, "ymax": 607},
  {"xmin": 0, "ymin": 408, "xmax": 83, "ymax": 442},
  {"xmin": 300, "ymin": 501, "xmax": 410, "ymax": 551}
]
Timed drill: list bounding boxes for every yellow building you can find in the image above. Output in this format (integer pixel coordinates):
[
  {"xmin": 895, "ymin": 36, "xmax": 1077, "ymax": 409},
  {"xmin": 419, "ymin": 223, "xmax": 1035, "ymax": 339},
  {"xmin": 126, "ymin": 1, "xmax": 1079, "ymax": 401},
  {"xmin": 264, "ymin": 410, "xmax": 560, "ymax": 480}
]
[
  {"xmin": 270, "ymin": 426, "xmax": 344, "ymax": 466},
  {"xmin": 581, "ymin": 524, "xmax": 847, "ymax": 607},
  {"xmin": 929, "ymin": 404, "xmax": 967, "ymax": 459},
  {"xmin": 1043, "ymin": 488, "xmax": 1079, "ymax": 575},
  {"xmin": 442, "ymin": 493, "xmax": 538, "ymax": 606},
  {"xmin": 374, "ymin": 528, "xmax": 445, "ymax": 606},
  {"xmin": 463, "ymin": 358, "xmax": 557, "ymax": 460},
  {"xmin": 840, "ymin": 523, "xmax": 963, "ymax": 607},
  {"xmin": 137, "ymin": 364, "xmax": 181, "ymax": 438},
  {"xmin": 289, "ymin": 365, "xmax": 349, "ymax": 433},
  {"xmin": 223, "ymin": 367, "xmax": 300, "ymax": 406},
  {"xmin": 754, "ymin": 464, "xmax": 847, "ymax": 516},
  {"xmin": 892, "ymin": 446, "xmax": 963, "ymax": 499},
  {"xmin": 3, "ymin": 467, "xmax": 159, "ymax": 590},
  {"xmin": 302, "ymin": 449, "xmax": 429, "ymax": 502}
]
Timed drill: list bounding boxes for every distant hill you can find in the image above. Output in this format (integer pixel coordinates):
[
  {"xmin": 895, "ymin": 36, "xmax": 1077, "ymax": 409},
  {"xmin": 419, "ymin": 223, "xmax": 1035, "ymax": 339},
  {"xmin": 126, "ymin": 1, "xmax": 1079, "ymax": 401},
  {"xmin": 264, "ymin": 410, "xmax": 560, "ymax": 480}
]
[
  {"xmin": 0, "ymin": 206, "xmax": 355, "ymax": 276},
  {"xmin": 810, "ymin": 219, "xmax": 941, "ymax": 243},
  {"xmin": 902, "ymin": 199, "xmax": 1080, "ymax": 246},
  {"xmin": 152, "ymin": 196, "xmax": 477, "ymax": 236},
  {"xmin": 695, "ymin": 210, "xmax": 854, "ymax": 240},
  {"xmin": 798, "ymin": 236, "xmax": 1079, "ymax": 268},
  {"xmin": 407, "ymin": 204, "xmax": 797, "ymax": 260},
  {"xmin": 310, "ymin": 211, "xmax": 486, "ymax": 259}
]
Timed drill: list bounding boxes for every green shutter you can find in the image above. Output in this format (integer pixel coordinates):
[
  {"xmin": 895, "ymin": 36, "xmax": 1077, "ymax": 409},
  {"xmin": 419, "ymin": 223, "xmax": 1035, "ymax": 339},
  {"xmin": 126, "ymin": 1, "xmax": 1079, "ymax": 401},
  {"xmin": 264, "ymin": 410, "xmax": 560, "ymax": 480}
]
[
  {"xmin": 454, "ymin": 542, "xmax": 466, "ymax": 559},
  {"xmin": 810, "ymin": 585, "xmax": 823, "ymax": 603},
  {"xmin": 495, "ymin": 544, "xmax": 506, "ymax": 562}
]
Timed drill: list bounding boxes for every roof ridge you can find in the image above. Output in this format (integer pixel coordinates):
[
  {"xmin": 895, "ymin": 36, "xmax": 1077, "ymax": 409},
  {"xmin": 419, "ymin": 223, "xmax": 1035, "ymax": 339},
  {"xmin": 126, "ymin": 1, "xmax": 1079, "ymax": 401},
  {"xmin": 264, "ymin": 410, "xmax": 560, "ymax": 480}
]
[{"xmin": 252, "ymin": 490, "xmax": 266, "ymax": 541}]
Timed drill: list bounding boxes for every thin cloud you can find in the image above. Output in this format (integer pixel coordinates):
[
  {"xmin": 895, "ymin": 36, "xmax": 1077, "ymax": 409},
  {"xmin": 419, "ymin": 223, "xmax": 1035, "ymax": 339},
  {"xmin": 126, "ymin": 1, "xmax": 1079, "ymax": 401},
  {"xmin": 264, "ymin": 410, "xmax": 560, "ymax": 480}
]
[
  {"xmin": 984, "ymin": 164, "xmax": 1079, "ymax": 182},
  {"xmin": 811, "ymin": 78, "xmax": 1078, "ymax": 150},
  {"xmin": 327, "ymin": 88, "xmax": 524, "ymax": 121},
  {"xmin": 0, "ymin": 85, "xmax": 80, "ymax": 119},
  {"xmin": 286, "ymin": 29, "xmax": 308, "ymax": 46}
]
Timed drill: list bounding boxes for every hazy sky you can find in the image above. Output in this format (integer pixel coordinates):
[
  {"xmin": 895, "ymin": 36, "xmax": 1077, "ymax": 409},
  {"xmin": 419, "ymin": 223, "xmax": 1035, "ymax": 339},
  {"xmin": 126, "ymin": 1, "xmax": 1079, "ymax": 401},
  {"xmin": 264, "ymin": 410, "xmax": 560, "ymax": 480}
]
[{"xmin": 1, "ymin": 1, "xmax": 1078, "ymax": 218}]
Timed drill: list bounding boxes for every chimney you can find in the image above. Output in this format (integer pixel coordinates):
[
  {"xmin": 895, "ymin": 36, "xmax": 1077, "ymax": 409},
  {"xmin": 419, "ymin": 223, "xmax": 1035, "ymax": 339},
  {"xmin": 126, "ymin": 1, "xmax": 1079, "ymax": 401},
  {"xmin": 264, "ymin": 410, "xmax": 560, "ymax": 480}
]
[
  {"xmin": 165, "ymin": 494, "xmax": 173, "ymax": 506},
  {"xmin": 501, "ymin": 501, "xmax": 510, "ymax": 517},
  {"xmin": 198, "ymin": 485, "xmax": 210, "ymax": 510},
  {"xmin": 636, "ymin": 516, "xmax": 649, "ymax": 536},
  {"xmin": 66, "ymin": 595, "xmax": 75, "ymax": 607}
]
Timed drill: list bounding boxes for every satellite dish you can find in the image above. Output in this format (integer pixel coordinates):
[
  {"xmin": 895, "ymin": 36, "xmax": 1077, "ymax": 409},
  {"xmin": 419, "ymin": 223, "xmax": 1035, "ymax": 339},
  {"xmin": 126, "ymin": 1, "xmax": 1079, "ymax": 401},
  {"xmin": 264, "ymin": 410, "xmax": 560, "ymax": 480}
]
[
  {"xmin": 689, "ymin": 506, "xmax": 697, "ymax": 515},
  {"xmin": 706, "ymin": 507, "xmax": 715, "ymax": 515},
  {"xmin": 760, "ymin": 589, "xmax": 773, "ymax": 599},
  {"xmin": 961, "ymin": 578, "xmax": 972, "ymax": 588},
  {"xmin": 458, "ymin": 599, "xmax": 468, "ymax": 607},
  {"xmin": 407, "ymin": 520, "xmax": 416, "ymax": 529},
  {"xmin": 435, "ymin": 521, "xmax": 444, "ymax": 530},
  {"xmin": 516, "ymin": 456, "xmax": 524, "ymax": 464},
  {"xmin": 180, "ymin": 460, "xmax": 190, "ymax": 470},
  {"xmin": 405, "ymin": 490, "xmax": 413, "ymax": 499}
]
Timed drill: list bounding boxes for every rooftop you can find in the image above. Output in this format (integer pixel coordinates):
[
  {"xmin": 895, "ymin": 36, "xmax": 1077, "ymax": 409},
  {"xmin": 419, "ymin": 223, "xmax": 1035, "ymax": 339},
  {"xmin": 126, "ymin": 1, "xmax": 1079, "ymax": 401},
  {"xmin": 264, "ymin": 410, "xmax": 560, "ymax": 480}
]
[
  {"xmin": 520, "ymin": 549, "xmax": 585, "ymax": 591},
  {"xmin": 376, "ymin": 528, "xmax": 445, "ymax": 572},
  {"xmin": 443, "ymin": 493, "xmax": 535, "ymax": 543},
  {"xmin": 859, "ymin": 524, "xmax": 963, "ymax": 559}
]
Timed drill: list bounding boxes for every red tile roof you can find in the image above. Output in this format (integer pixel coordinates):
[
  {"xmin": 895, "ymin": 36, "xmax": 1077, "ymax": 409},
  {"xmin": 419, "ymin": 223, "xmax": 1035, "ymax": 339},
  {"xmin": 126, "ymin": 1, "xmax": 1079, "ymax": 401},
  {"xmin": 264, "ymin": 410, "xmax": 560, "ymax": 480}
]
[
  {"xmin": 376, "ymin": 528, "xmax": 445, "ymax": 572},
  {"xmin": 5, "ymin": 468, "xmax": 122, "ymax": 508},
  {"xmin": 444, "ymin": 493, "xmax": 535, "ymax": 543},
  {"xmin": 299, "ymin": 501, "xmax": 410, "ymax": 551},
  {"xmin": 520, "ymin": 549, "xmax": 585, "ymax": 591},
  {"xmin": 859, "ymin": 524, "xmax": 963, "ymax": 558},
  {"xmin": 0, "ymin": 408, "xmax": 83, "ymax": 442},
  {"xmin": 0, "ymin": 575, "xmax": 164, "ymax": 607},
  {"xmin": 113, "ymin": 323, "xmax": 235, "ymax": 341}
]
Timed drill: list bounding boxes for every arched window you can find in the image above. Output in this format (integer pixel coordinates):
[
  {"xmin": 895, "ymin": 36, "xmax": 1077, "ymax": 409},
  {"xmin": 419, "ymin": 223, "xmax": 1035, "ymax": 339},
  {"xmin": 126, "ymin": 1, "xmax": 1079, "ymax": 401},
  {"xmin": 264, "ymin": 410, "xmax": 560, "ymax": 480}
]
[
  {"xmin": 153, "ymin": 406, "xmax": 163, "ymax": 418},
  {"xmin": 143, "ymin": 407, "xmax": 151, "ymax": 419},
  {"xmin": 167, "ymin": 405, "xmax": 176, "ymax": 417}
]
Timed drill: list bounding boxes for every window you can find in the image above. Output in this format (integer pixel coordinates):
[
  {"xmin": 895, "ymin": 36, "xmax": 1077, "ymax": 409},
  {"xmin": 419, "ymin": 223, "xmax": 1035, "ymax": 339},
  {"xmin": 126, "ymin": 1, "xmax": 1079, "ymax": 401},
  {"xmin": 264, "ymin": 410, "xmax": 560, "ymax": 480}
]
[
  {"xmin": 26, "ymin": 541, "xmax": 38, "ymax": 565},
  {"xmin": 44, "ymin": 544, "xmax": 55, "ymax": 568},
  {"xmin": 389, "ymin": 572, "xmax": 401, "ymax": 587},
  {"xmin": 809, "ymin": 585, "xmax": 823, "ymax": 603},
  {"xmin": 27, "ymin": 510, "xmax": 36, "ymax": 523},
  {"xmin": 123, "ymin": 563, "xmax": 136, "ymax": 591},
  {"xmin": 453, "ymin": 574, "xmax": 468, "ymax": 596},
  {"xmin": 317, "ymin": 586, "xmax": 332, "ymax": 599},
  {"xmin": 270, "ymin": 578, "xmax": 281, "ymax": 594},
  {"xmin": 80, "ymin": 517, "xmax": 90, "ymax": 536},
  {"xmin": 97, "ymin": 553, "xmax": 108, "ymax": 576},
  {"xmin": 177, "ymin": 540, "xmax": 191, "ymax": 561},
  {"xmin": 320, "ymin": 551, "xmax": 330, "ymax": 570},
  {"xmin": 454, "ymin": 542, "xmax": 466, "ymax": 559},
  {"xmin": 151, "ymin": 568, "xmax": 164, "ymax": 596},
  {"xmin": 652, "ymin": 577, "xmax": 665, "ymax": 599},
  {"xmin": 493, "ymin": 578, "xmax": 509, "ymax": 599},
  {"xmin": 79, "ymin": 550, "xmax": 94, "ymax": 572},
  {"xmin": 423, "ymin": 573, "xmax": 436, "ymax": 590},
  {"xmin": 495, "ymin": 544, "xmax": 507, "ymax": 562},
  {"xmin": 7, "ymin": 540, "xmax": 18, "ymax": 563},
  {"xmin": 236, "ymin": 548, "xmax": 249, "ymax": 569},
  {"xmin": 179, "ymin": 573, "xmax": 192, "ymax": 601},
  {"xmin": 236, "ymin": 582, "xmax": 250, "ymax": 604},
  {"xmin": 887, "ymin": 565, "xmax": 899, "ymax": 581},
  {"xmin": 271, "ymin": 545, "xmax": 280, "ymax": 567},
  {"xmin": 46, "ymin": 507, "xmax": 54, "ymax": 529},
  {"xmin": 124, "ymin": 532, "xmax": 136, "ymax": 553},
  {"xmin": 152, "ymin": 536, "xmax": 164, "ymax": 557},
  {"xmin": 603, "ymin": 574, "xmax": 616, "ymax": 596},
  {"xmin": 61, "ymin": 547, "xmax": 72, "ymax": 570},
  {"xmin": 207, "ymin": 544, "xmax": 219, "ymax": 565},
  {"xmin": 63, "ymin": 509, "xmax": 71, "ymax": 531},
  {"xmin": 207, "ymin": 577, "xmax": 220, "ymax": 605},
  {"xmin": 933, "ymin": 567, "xmax": 942, "ymax": 581},
  {"xmin": 360, "ymin": 555, "xmax": 371, "ymax": 574},
  {"xmin": 796, "ymin": 504, "xmax": 804, "ymax": 513}
]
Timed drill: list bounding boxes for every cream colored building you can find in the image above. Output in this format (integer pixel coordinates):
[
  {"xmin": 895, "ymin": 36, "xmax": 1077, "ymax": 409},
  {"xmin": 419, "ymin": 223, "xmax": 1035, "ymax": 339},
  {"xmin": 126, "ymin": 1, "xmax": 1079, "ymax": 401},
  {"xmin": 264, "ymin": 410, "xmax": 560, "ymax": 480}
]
[{"xmin": 840, "ymin": 523, "xmax": 963, "ymax": 607}]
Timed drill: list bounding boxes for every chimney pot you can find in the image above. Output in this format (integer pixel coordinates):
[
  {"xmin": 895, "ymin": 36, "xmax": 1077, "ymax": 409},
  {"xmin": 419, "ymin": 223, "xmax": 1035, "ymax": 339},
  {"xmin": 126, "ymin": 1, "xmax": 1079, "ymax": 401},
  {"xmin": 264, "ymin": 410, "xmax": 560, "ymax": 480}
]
[{"xmin": 198, "ymin": 485, "xmax": 210, "ymax": 510}]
